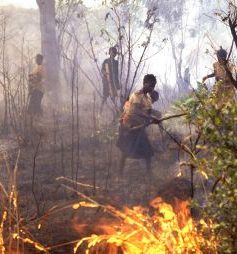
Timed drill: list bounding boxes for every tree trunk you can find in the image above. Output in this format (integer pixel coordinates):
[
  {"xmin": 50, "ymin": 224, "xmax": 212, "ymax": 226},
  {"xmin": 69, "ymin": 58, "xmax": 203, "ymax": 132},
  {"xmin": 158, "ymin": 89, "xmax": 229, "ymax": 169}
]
[
  {"xmin": 36, "ymin": 0, "xmax": 60, "ymax": 102},
  {"xmin": 168, "ymin": 28, "xmax": 182, "ymax": 92},
  {"xmin": 229, "ymin": 18, "xmax": 237, "ymax": 53}
]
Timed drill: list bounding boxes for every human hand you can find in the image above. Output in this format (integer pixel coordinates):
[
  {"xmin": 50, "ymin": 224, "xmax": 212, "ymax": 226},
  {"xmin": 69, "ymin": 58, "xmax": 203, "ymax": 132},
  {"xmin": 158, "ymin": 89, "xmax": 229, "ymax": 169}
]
[
  {"xmin": 151, "ymin": 118, "xmax": 160, "ymax": 124},
  {"xmin": 202, "ymin": 76, "xmax": 207, "ymax": 83}
]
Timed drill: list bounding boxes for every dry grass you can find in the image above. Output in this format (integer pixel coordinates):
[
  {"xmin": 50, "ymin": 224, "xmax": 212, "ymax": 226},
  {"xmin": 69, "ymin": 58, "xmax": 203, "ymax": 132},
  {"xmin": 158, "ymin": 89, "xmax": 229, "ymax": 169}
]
[{"xmin": 0, "ymin": 151, "xmax": 48, "ymax": 254}]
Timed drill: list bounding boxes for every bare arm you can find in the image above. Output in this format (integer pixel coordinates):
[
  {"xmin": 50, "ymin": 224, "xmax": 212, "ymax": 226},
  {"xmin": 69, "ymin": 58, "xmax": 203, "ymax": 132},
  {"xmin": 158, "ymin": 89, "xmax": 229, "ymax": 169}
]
[{"xmin": 202, "ymin": 73, "xmax": 215, "ymax": 83}]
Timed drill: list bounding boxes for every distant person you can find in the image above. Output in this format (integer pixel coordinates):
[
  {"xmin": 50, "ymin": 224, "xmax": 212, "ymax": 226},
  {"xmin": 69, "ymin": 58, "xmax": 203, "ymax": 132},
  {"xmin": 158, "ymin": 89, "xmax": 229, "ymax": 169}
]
[
  {"xmin": 202, "ymin": 47, "xmax": 236, "ymax": 107},
  {"xmin": 183, "ymin": 67, "xmax": 191, "ymax": 91},
  {"xmin": 117, "ymin": 74, "xmax": 160, "ymax": 180},
  {"xmin": 28, "ymin": 54, "xmax": 44, "ymax": 115},
  {"xmin": 101, "ymin": 46, "xmax": 120, "ymax": 111}
]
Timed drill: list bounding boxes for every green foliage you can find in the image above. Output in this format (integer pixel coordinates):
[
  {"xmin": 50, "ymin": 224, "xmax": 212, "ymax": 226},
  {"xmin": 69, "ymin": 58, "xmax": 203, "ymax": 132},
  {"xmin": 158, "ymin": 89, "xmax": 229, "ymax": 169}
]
[{"xmin": 176, "ymin": 82, "xmax": 237, "ymax": 253}]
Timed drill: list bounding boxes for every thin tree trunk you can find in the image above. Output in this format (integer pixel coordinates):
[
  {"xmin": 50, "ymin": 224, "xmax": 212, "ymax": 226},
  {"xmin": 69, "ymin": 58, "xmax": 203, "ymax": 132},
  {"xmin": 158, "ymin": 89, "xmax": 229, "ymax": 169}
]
[{"xmin": 36, "ymin": 0, "xmax": 60, "ymax": 102}]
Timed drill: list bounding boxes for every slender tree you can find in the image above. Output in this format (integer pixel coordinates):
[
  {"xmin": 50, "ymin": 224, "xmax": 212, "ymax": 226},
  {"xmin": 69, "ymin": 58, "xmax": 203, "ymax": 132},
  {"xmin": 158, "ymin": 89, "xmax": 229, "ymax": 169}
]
[{"xmin": 36, "ymin": 0, "xmax": 60, "ymax": 102}]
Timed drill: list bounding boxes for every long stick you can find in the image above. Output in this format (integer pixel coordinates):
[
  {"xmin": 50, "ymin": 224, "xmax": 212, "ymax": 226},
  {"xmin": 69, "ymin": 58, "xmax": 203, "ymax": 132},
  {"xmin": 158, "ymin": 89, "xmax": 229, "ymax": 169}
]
[
  {"xmin": 158, "ymin": 113, "xmax": 187, "ymax": 122},
  {"xmin": 75, "ymin": 86, "xmax": 80, "ymax": 189},
  {"xmin": 129, "ymin": 113, "xmax": 187, "ymax": 130},
  {"xmin": 92, "ymin": 93, "xmax": 96, "ymax": 195},
  {"xmin": 71, "ymin": 59, "xmax": 75, "ymax": 180}
]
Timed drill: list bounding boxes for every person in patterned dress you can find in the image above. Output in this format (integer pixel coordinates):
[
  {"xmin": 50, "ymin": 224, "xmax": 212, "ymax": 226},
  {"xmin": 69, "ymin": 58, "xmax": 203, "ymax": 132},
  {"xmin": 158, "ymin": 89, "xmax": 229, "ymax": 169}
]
[{"xmin": 117, "ymin": 74, "xmax": 159, "ymax": 178}]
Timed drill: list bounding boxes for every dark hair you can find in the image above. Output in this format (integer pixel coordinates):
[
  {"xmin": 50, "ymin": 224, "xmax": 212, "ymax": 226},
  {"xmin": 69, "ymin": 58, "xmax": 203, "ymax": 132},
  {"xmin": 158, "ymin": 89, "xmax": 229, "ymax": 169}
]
[
  {"xmin": 216, "ymin": 47, "xmax": 227, "ymax": 60},
  {"xmin": 143, "ymin": 74, "xmax": 157, "ymax": 87},
  {"xmin": 36, "ymin": 54, "xmax": 43, "ymax": 64},
  {"xmin": 150, "ymin": 90, "xmax": 159, "ymax": 102},
  {"xmin": 109, "ymin": 46, "xmax": 117, "ymax": 55}
]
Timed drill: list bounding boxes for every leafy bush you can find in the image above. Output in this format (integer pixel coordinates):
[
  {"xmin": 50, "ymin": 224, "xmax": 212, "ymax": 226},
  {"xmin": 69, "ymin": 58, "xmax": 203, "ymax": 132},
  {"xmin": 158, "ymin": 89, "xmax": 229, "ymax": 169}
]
[{"xmin": 176, "ymin": 82, "xmax": 237, "ymax": 253}]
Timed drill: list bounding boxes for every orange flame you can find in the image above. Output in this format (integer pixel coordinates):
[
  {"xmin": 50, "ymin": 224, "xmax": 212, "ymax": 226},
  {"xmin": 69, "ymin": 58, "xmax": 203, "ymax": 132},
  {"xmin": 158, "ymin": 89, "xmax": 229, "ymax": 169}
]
[{"xmin": 72, "ymin": 196, "xmax": 217, "ymax": 254}]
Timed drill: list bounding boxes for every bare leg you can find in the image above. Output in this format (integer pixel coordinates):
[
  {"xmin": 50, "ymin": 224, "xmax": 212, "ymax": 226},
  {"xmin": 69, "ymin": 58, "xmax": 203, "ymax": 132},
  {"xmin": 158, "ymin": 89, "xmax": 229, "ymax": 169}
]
[
  {"xmin": 158, "ymin": 123, "xmax": 165, "ymax": 150},
  {"xmin": 119, "ymin": 153, "xmax": 127, "ymax": 177},
  {"xmin": 145, "ymin": 157, "xmax": 151, "ymax": 173},
  {"xmin": 110, "ymin": 96, "xmax": 119, "ymax": 121},
  {"xmin": 145, "ymin": 157, "xmax": 154, "ymax": 200},
  {"xmin": 100, "ymin": 97, "xmax": 107, "ymax": 113},
  {"xmin": 145, "ymin": 157, "xmax": 152, "ymax": 184}
]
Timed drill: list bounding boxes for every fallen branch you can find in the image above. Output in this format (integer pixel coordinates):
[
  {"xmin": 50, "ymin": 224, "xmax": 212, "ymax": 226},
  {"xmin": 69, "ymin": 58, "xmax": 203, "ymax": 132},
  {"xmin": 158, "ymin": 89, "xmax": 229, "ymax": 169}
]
[{"xmin": 56, "ymin": 176, "xmax": 100, "ymax": 189}]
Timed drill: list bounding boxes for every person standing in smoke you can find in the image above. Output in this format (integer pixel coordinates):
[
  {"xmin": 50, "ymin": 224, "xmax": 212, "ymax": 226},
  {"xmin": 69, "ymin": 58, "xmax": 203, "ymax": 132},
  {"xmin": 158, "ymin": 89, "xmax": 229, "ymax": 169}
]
[
  {"xmin": 202, "ymin": 47, "xmax": 236, "ymax": 108},
  {"xmin": 28, "ymin": 54, "xmax": 44, "ymax": 116},
  {"xmin": 100, "ymin": 46, "xmax": 120, "ymax": 112},
  {"xmin": 183, "ymin": 67, "xmax": 191, "ymax": 91},
  {"xmin": 117, "ymin": 74, "xmax": 160, "ymax": 181}
]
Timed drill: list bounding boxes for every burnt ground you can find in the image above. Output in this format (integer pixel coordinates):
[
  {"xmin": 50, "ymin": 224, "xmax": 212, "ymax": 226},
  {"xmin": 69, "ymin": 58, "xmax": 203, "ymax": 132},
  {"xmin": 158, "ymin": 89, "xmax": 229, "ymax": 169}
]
[{"xmin": 0, "ymin": 107, "xmax": 190, "ymax": 254}]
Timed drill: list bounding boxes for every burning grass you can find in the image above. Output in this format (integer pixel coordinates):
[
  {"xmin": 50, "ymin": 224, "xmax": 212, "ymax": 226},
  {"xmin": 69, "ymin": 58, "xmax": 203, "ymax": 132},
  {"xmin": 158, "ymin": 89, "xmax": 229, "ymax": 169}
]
[
  {"xmin": 1, "ymin": 171, "xmax": 218, "ymax": 254},
  {"xmin": 72, "ymin": 196, "xmax": 217, "ymax": 254}
]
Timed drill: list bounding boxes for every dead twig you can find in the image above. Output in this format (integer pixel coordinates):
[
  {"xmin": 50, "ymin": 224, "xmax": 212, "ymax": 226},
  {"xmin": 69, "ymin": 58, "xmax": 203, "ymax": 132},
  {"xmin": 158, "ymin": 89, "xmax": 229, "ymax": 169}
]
[{"xmin": 32, "ymin": 135, "xmax": 42, "ymax": 217}]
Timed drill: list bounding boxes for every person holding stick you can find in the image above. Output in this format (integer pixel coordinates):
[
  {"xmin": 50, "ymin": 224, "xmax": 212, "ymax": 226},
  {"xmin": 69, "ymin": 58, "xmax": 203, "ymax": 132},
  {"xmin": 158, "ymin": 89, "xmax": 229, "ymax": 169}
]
[
  {"xmin": 117, "ymin": 72, "xmax": 187, "ymax": 183},
  {"xmin": 117, "ymin": 74, "xmax": 159, "ymax": 179},
  {"xmin": 202, "ymin": 47, "xmax": 236, "ymax": 108}
]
